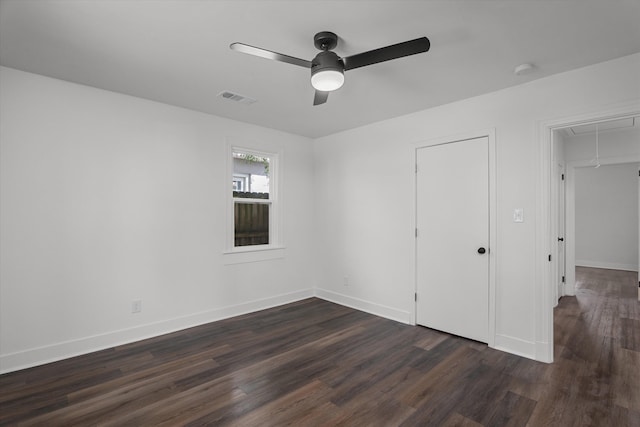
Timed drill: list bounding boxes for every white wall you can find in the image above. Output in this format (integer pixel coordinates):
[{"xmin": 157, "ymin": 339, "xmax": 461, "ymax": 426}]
[
  {"xmin": 0, "ymin": 66, "xmax": 315, "ymax": 373},
  {"xmin": 313, "ymin": 53, "xmax": 640, "ymax": 360},
  {"xmin": 574, "ymin": 163, "xmax": 639, "ymax": 271}
]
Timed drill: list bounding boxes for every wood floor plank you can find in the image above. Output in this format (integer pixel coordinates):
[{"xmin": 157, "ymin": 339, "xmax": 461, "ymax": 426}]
[
  {"xmin": 228, "ymin": 379, "xmax": 336, "ymax": 426},
  {"xmin": 398, "ymin": 345, "xmax": 482, "ymax": 409},
  {"xmin": 1, "ymin": 267, "xmax": 638, "ymax": 426},
  {"xmin": 101, "ymin": 375, "xmax": 246, "ymax": 427},
  {"xmin": 412, "ymin": 328, "xmax": 449, "ymax": 350},
  {"xmin": 484, "ymin": 391, "xmax": 537, "ymax": 427},
  {"xmin": 441, "ymin": 412, "xmax": 485, "ymax": 427},
  {"xmin": 610, "ymin": 404, "xmax": 640, "ymax": 427},
  {"xmin": 620, "ymin": 317, "xmax": 640, "ymax": 352},
  {"xmin": 612, "ymin": 345, "xmax": 640, "ymax": 412},
  {"xmin": 19, "ymin": 359, "xmax": 220, "ymax": 426}
]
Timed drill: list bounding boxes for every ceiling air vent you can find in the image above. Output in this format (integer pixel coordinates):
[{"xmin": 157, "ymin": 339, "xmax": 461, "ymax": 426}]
[{"xmin": 218, "ymin": 91, "xmax": 257, "ymax": 105}]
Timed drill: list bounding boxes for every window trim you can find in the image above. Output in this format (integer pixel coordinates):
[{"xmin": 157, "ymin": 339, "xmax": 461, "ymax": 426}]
[{"xmin": 225, "ymin": 143, "xmax": 282, "ymax": 255}]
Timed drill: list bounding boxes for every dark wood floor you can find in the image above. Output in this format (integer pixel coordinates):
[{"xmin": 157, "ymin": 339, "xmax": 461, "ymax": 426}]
[{"xmin": 1, "ymin": 267, "xmax": 638, "ymax": 426}]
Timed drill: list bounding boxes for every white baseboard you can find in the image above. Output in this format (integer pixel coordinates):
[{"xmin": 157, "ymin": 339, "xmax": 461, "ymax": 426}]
[
  {"xmin": 535, "ymin": 340, "xmax": 554, "ymax": 364},
  {"xmin": 562, "ymin": 282, "xmax": 576, "ymax": 296},
  {"xmin": 492, "ymin": 334, "xmax": 536, "ymax": 361},
  {"xmin": 0, "ymin": 288, "xmax": 314, "ymax": 374},
  {"xmin": 2, "ymin": 287, "xmax": 546, "ymax": 373},
  {"xmin": 576, "ymin": 260, "xmax": 638, "ymax": 272},
  {"xmin": 314, "ymin": 288, "xmax": 412, "ymax": 325}
]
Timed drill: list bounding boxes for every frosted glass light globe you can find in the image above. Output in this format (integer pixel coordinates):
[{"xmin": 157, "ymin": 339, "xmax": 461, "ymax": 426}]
[{"xmin": 311, "ymin": 70, "xmax": 344, "ymax": 91}]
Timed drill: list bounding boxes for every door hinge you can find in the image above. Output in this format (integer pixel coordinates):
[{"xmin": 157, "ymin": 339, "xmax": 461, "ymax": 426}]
[
  {"xmin": 562, "ymin": 276, "xmax": 565, "ymax": 283},
  {"xmin": 415, "ymin": 228, "xmax": 418, "ymax": 238},
  {"xmin": 414, "ymin": 292, "xmax": 417, "ymax": 302},
  {"xmin": 548, "ymin": 254, "xmax": 552, "ymax": 262},
  {"xmin": 415, "ymin": 163, "xmax": 419, "ymax": 173}
]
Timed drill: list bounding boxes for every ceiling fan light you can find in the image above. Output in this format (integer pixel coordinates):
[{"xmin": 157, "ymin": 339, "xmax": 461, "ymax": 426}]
[{"xmin": 311, "ymin": 70, "xmax": 344, "ymax": 92}]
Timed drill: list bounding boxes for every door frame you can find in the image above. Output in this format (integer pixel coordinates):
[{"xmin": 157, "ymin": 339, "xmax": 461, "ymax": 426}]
[
  {"xmin": 536, "ymin": 100, "xmax": 640, "ymax": 363},
  {"xmin": 412, "ymin": 129, "xmax": 497, "ymax": 349},
  {"xmin": 551, "ymin": 161, "xmax": 566, "ymax": 305}
]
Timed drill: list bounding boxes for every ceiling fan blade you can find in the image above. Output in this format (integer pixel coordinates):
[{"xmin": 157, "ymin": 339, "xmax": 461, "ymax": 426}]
[
  {"xmin": 313, "ymin": 90, "xmax": 329, "ymax": 106},
  {"xmin": 230, "ymin": 43, "xmax": 312, "ymax": 68},
  {"xmin": 342, "ymin": 37, "xmax": 430, "ymax": 71}
]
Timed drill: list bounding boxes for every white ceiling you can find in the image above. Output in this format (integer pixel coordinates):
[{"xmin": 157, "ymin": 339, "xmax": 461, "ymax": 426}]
[{"xmin": 1, "ymin": 0, "xmax": 639, "ymax": 138}]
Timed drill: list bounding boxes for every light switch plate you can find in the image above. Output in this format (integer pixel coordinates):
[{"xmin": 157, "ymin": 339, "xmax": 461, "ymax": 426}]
[{"xmin": 513, "ymin": 208, "xmax": 524, "ymax": 223}]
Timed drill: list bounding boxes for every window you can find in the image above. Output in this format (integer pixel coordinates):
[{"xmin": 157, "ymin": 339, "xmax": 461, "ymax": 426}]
[
  {"xmin": 232, "ymin": 173, "xmax": 249, "ymax": 192},
  {"xmin": 230, "ymin": 148, "xmax": 278, "ymax": 249}
]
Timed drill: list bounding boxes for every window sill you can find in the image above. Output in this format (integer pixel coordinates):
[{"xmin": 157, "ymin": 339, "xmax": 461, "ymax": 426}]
[{"xmin": 223, "ymin": 246, "xmax": 285, "ymax": 265}]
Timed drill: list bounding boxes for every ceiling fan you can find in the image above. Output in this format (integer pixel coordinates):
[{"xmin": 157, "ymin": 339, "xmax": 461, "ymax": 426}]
[{"xmin": 230, "ymin": 31, "xmax": 430, "ymax": 106}]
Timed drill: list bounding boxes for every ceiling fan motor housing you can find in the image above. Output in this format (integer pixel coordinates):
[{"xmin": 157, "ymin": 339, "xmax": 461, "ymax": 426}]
[{"xmin": 311, "ymin": 51, "xmax": 344, "ymax": 75}]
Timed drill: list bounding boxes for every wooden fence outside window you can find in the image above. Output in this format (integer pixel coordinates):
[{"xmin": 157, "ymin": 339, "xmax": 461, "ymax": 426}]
[{"xmin": 234, "ymin": 191, "xmax": 269, "ymax": 246}]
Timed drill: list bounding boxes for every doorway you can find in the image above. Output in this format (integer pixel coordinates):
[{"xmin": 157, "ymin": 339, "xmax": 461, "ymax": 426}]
[
  {"xmin": 539, "ymin": 107, "xmax": 640, "ymax": 363},
  {"xmin": 415, "ymin": 135, "xmax": 494, "ymax": 343},
  {"xmin": 553, "ymin": 117, "xmax": 640, "ymax": 296}
]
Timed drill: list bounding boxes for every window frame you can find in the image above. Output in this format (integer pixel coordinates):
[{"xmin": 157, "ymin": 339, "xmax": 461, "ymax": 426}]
[{"xmin": 225, "ymin": 144, "xmax": 282, "ymax": 256}]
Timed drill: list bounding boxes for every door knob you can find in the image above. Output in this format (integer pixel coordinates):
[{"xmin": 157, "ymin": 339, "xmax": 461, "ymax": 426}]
[
  {"xmin": 477, "ymin": 247, "xmax": 486, "ymax": 254},
  {"xmin": 558, "ymin": 237, "xmax": 564, "ymax": 242}
]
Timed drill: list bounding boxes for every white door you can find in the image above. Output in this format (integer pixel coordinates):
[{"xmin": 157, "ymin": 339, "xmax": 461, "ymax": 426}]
[
  {"xmin": 556, "ymin": 164, "xmax": 566, "ymax": 302},
  {"xmin": 416, "ymin": 137, "xmax": 489, "ymax": 343}
]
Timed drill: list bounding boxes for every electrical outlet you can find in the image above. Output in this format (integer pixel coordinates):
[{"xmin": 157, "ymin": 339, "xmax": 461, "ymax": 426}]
[
  {"xmin": 131, "ymin": 300, "xmax": 142, "ymax": 314},
  {"xmin": 343, "ymin": 276, "xmax": 349, "ymax": 287}
]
